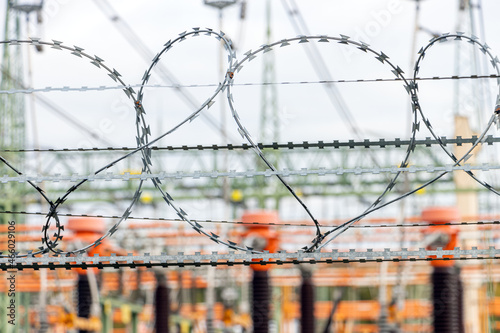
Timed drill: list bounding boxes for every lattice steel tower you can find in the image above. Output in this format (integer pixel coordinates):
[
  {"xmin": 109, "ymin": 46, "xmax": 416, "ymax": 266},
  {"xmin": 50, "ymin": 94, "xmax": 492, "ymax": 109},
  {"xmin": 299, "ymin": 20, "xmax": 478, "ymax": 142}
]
[
  {"xmin": 453, "ymin": 0, "xmax": 490, "ymax": 127},
  {"xmin": 256, "ymin": 0, "xmax": 281, "ymax": 209},
  {"xmin": 0, "ymin": 1, "xmax": 26, "ymax": 225}
]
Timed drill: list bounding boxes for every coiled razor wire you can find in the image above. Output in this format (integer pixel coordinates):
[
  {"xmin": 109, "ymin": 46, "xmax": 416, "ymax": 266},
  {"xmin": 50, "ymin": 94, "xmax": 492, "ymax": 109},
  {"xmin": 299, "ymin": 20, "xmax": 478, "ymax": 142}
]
[
  {"xmin": 1, "ymin": 30, "xmax": 500, "ymax": 258},
  {"xmin": 228, "ymin": 35, "xmax": 420, "ymax": 250},
  {"xmin": 314, "ymin": 33, "xmax": 500, "ymax": 251}
]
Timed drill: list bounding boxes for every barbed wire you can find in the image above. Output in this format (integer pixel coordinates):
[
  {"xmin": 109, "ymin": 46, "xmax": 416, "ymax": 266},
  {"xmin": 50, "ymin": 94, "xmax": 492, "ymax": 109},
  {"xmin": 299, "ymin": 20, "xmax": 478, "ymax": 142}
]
[
  {"xmin": 2, "ymin": 247, "xmax": 500, "ymax": 270},
  {"xmin": 1, "ymin": 209, "xmax": 500, "ymax": 229},
  {"xmin": 1, "ymin": 73, "xmax": 499, "ymax": 95},
  {"xmin": 1, "ymin": 135, "xmax": 497, "ymax": 153},
  {"xmin": 1, "ymin": 162, "xmax": 499, "ymax": 184}
]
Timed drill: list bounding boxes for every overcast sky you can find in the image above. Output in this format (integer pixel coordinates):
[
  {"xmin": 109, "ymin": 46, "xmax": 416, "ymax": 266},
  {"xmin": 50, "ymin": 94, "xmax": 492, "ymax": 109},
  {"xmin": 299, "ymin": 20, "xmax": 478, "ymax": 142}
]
[{"xmin": 2, "ymin": 0, "xmax": 500, "ymax": 151}]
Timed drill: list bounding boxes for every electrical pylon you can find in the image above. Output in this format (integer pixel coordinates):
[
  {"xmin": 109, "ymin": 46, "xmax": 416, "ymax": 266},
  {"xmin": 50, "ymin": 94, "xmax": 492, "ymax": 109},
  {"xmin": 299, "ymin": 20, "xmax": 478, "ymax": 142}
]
[{"xmin": 0, "ymin": 1, "xmax": 26, "ymax": 225}]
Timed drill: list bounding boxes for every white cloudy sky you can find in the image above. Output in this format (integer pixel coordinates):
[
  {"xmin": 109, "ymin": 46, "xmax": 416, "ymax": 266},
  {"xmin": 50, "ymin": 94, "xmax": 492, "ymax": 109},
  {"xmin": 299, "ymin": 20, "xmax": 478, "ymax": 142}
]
[{"xmin": 2, "ymin": 0, "xmax": 500, "ymax": 150}]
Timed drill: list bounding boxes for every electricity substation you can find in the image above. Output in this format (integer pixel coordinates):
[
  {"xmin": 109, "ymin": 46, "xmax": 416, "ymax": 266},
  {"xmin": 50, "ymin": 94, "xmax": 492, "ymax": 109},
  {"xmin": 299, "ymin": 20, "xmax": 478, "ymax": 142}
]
[{"xmin": 2, "ymin": 0, "xmax": 500, "ymax": 332}]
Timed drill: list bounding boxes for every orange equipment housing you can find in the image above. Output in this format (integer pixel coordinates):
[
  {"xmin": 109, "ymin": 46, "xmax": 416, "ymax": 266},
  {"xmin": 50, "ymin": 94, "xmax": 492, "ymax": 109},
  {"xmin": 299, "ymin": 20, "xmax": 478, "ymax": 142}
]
[
  {"xmin": 241, "ymin": 211, "xmax": 280, "ymax": 271},
  {"xmin": 421, "ymin": 207, "xmax": 460, "ymax": 267},
  {"xmin": 66, "ymin": 217, "xmax": 107, "ymax": 275}
]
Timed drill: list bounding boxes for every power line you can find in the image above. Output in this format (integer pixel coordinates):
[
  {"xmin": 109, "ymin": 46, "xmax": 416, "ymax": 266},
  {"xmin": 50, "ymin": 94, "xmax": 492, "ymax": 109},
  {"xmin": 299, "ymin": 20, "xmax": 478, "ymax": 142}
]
[
  {"xmin": 0, "ymin": 66, "xmax": 115, "ymax": 147},
  {"xmin": 92, "ymin": 0, "xmax": 242, "ymax": 145}
]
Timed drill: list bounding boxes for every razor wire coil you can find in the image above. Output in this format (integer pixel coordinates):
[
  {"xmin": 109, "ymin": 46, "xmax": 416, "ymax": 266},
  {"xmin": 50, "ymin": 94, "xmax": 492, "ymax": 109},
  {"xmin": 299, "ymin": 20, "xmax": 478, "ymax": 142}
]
[{"xmin": 1, "ymin": 30, "xmax": 500, "ymax": 258}]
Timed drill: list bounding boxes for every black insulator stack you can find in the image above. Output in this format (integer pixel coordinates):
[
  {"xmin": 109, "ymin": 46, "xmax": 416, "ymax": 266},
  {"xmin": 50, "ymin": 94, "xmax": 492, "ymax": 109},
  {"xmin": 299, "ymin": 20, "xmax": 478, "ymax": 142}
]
[
  {"xmin": 300, "ymin": 271, "xmax": 315, "ymax": 333},
  {"xmin": 457, "ymin": 267, "xmax": 465, "ymax": 333},
  {"xmin": 432, "ymin": 266, "xmax": 464, "ymax": 333},
  {"xmin": 252, "ymin": 270, "xmax": 270, "ymax": 333},
  {"xmin": 77, "ymin": 274, "xmax": 91, "ymax": 333},
  {"xmin": 155, "ymin": 275, "xmax": 170, "ymax": 333}
]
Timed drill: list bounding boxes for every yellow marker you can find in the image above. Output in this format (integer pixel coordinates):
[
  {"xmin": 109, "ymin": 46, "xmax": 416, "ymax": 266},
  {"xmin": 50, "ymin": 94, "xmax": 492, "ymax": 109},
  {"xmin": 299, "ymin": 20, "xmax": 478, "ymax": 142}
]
[
  {"xmin": 103, "ymin": 300, "xmax": 112, "ymax": 315},
  {"xmin": 180, "ymin": 320, "xmax": 191, "ymax": 333},
  {"xmin": 416, "ymin": 185, "xmax": 426, "ymax": 195},
  {"xmin": 231, "ymin": 189, "xmax": 243, "ymax": 202},
  {"xmin": 121, "ymin": 304, "xmax": 131, "ymax": 324},
  {"xmin": 140, "ymin": 191, "xmax": 154, "ymax": 204},
  {"xmin": 121, "ymin": 169, "xmax": 142, "ymax": 175}
]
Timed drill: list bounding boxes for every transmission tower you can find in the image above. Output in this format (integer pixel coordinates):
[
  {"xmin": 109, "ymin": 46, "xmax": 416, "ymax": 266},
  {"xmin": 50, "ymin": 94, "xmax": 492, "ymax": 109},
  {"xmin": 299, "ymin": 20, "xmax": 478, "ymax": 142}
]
[
  {"xmin": 452, "ymin": 1, "xmax": 495, "ymax": 332},
  {"xmin": 452, "ymin": 0, "xmax": 494, "ymax": 219},
  {"xmin": 260, "ymin": 0, "xmax": 279, "ymax": 146},
  {"xmin": 453, "ymin": 0, "xmax": 491, "ymax": 128},
  {"xmin": 255, "ymin": 0, "xmax": 281, "ymax": 209},
  {"xmin": 0, "ymin": 1, "xmax": 28, "ymax": 225}
]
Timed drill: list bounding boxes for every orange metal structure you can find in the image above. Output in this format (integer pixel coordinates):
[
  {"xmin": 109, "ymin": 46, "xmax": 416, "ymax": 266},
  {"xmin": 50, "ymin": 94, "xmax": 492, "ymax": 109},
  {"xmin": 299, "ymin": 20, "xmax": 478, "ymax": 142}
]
[
  {"xmin": 422, "ymin": 207, "xmax": 460, "ymax": 267},
  {"xmin": 241, "ymin": 211, "xmax": 280, "ymax": 271},
  {"xmin": 3, "ymin": 211, "xmax": 500, "ymax": 332}
]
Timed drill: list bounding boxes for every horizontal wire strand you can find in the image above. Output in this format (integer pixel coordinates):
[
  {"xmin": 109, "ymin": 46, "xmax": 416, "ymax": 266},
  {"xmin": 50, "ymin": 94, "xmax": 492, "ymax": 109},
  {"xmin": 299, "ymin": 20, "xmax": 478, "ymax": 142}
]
[
  {"xmin": 1, "ymin": 135, "xmax": 497, "ymax": 153},
  {"xmin": 0, "ymin": 162, "xmax": 499, "ymax": 183},
  {"xmin": 1, "ymin": 73, "xmax": 499, "ymax": 95},
  {"xmin": 2, "ymin": 247, "xmax": 500, "ymax": 270},
  {"xmin": 0, "ymin": 209, "xmax": 499, "ymax": 229}
]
